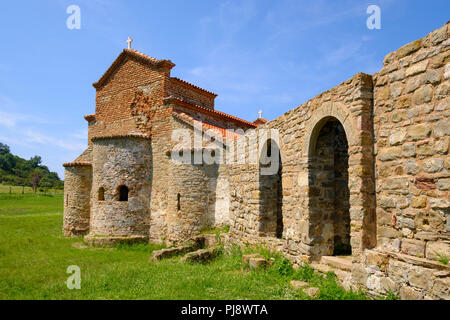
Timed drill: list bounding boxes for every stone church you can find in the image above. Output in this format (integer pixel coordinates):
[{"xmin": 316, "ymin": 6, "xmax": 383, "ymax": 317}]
[{"xmin": 64, "ymin": 22, "xmax": 450, "ymax": 299}]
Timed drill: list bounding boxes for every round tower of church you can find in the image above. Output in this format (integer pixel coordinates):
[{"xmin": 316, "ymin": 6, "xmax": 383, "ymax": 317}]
[
  {"xmin": 85, "ymin": 135, "xmax": 152, "ymax": 245},
  {"xmin": 63, "ymin": 163, "xmax": 92, "ymax": 237}
]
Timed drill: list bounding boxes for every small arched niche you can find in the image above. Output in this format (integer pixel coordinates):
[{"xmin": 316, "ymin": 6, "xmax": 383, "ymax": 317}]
[
  {"xmin": 117, "ymin": 185, "xmax": 129, "ymax": 202},
  {"xmin": 98, "ymin": 187, "xmax": 105, "ymax": 201},
  {"xmin": 259, "ymin": 138, "xmax": 283, "ymax": 239}
]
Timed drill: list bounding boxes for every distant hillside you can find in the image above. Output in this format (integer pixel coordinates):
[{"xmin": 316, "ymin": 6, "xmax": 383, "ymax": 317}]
[{"xmin": 0, "ymin": 143, "xmax": 63, "ymax": 189}]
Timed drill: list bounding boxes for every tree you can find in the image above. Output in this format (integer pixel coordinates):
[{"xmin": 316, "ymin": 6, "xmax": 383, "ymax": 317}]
[
  {"xmin": 40, "ymin": 176, "xmax": 52, "ymax": 193},
  {"xmin": 29, "ymin": 156, "xmax": 42, "ymax": 168},
  {"xmin": 0, "ymin": 143, "xmax": 10, "ymax": 155},
  {"xmin": 30, "ymin": 169, "xmax": 42, "ymax": 193}
]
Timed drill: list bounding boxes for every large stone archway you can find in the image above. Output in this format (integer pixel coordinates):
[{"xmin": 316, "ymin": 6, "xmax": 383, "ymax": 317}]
[
  {"xmin": 304, "ymin": 102, "xmax": 376, "ymax": 261},
  {"xmin": 308, "ymin": 117, "xmax": 351, "ymax": 256}
]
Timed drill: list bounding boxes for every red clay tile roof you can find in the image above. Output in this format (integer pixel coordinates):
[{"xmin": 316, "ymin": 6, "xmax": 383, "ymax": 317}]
[
  {"xmin": 164, "ymin": 96, "xmax": 256, "ymax": 129},
  {"xmin": 172, "ymin": 111, "xmax": 242, "ymax": 140},
  {"xmin": 63, "ymin": 161, "xmax": 92, "ymax": 167},
  {"xmin": 170, "ymin": 77, "xmax": 218, "ymax": 97},
  {"xmin": 84, "ymin": 114, "xmax": 96, "ymax": 121},
  {"xmin": 253, "ymin": 117, "xmax": 268, "ymax": 126},
  {"xmin": 91, "ymin": 134, "xmax": 151, "ymax": 141},
  {"xmin": 93, "ymin": 49, "xmax": 175, "ymax": 89}
]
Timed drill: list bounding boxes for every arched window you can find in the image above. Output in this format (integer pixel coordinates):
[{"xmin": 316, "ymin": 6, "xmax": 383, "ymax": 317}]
[
  {"xmin": 98, "ymin": 187, "xmax": 105, "ymax": 201},
  {"xmin": 177, "ymin": 193, "xmax": 181, "ymax": 211},
  {"xmin": 118, "ymin": 185, "xmax": 129, "ymax": 202}
]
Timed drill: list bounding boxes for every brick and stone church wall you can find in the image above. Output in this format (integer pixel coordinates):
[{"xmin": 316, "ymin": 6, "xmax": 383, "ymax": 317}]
[
  {"xmin": 87, "ymin": 137, "xmax": 152, "ymax": 241},
  {"xmin": 153, "ymin": 115, "xmax": 232, "ymax": 244},
  {"xmin": 88, "ymin": 57, "xmax": 170, "ymax": 144},
  {"xmin": 167, "ymin": 78, "xmax": 216, "ymax": 109}
]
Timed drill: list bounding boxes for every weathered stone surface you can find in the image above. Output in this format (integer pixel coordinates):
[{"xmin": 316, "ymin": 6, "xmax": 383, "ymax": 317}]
[
  {"xmin": 379, "ymin": 147, "xmax": 402, "ymax": 161},
  {"xmin": 242, "ymin": 254, "xmax": 260, "ymax": 266},
  {"xmin": 304, "ymin": 287, "xmax": 320, "ymax": 297},
  {"xmin": 150, "ymin": 238, "xmax": 204, "ymax": 262},
  {"xmin": 204, "ymin": 234, "xmax": 218, "ymax": 247},
  {"xmin": 249, "ymin": 257, "xmax": 269, "ymax": 269},
  {"xmin": 401, "ymin": 239, "xmax": 425, "ymax": 258},
  {"xmin": 434, "ymin": 121, "xmax": 450, "ymax": 137},
  {"xmin": 423, "ymin": 158, "xmax": 444, "ymax": 173},
  {"xmin": 436, "ymin": 177, "xmax": 450, "ymax": 190},
  {"xmin": 422, "ymin": 70, "xmax": 441, "ymax": 84},
  {"xmin": 408, "ymin": 124, "xmax": 431, "ymax": 141},
  {"xmin": 431, "ymin": 277, "xmax": 450, "ymax": 299},
  {"xmin": 396, "ymin": 39, "xmax": 422, "ymax": 59},
  {"xmin": 400, "ymin": 286, "xmax": 424, "ymax": 300},
  {"xmin": 180, "ymin": 247, "xmax": 220, "ymax": 264},
  {"xmin": 413, "ymin": 85, "xmax": 433, "ymax": 105},
  {"xmin": 411, "ymin": 195, "xmax": 427, "ymax": 208},
  {"xmin": 408, "ymin": 266, "xmax": 434, "ymax": 290},
  {"xmin": 406, "ymin": 60, "xmax": 428, "ymax": 77},
  {"xmin": 415, "ymin": 176, "xmax": 436, "ymax": 190},
  {"xmin": 405, "ymin": 160, "xmax": 420, "ymax": 175},
  {"xmin": 389, "ymin": 130, "xmax": 407, "ymax": 146},
  {"xmin": 290, "ymin": 280, "xmax": 308, "ymax": 290},
  {"xmin": 429, "ymin": 198, "xmax": 450, "ymax": 209},
  {"xmin": 426, "ymin": 241, "xmax": 450, "ymax": 261}
]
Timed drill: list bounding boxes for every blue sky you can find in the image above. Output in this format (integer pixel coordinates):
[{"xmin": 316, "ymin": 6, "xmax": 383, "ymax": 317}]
[{"xmin": 0, "ymin": 0, "xmax": 448, "ymax": 178}]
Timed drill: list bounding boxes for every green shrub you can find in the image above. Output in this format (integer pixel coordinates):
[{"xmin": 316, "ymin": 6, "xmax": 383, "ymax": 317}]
[{"xmin": 271, "ymin": 258, "xmax": 294, "ymax": 277}]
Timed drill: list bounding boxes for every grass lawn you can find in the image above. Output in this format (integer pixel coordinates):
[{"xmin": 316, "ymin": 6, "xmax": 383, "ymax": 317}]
[
  {"xmin": 0, "ymin": 184, "xmax": 63, "ymax": 195},
  {"xmin": 0, "ymin": 193, "xmax": 371, "ymax": 300}
]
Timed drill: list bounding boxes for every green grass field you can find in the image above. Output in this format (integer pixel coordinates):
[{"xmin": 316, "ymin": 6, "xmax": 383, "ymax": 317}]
[
  {"xmin": 0, "ymin": 192, "xmax": 371, "ymax": 300},
  {"xmin": 0, "ymin": 184, "xmax": 63, "ymax": 195}
]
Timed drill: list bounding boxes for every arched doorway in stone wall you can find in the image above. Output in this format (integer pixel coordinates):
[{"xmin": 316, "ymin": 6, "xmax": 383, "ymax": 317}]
[
  {"xmin": 308, "ymin": 117, "xmax": 351, "ymax": 257},
  {"xmin": 259, "ymin": 138, "xmax": 283, "ymax": 239}
]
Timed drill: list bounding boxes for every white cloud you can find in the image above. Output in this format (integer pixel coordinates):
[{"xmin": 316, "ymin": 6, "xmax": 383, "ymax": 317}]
[{"xmin": 23, "ymin": 130, "xmax": 85, "ymax": 152}]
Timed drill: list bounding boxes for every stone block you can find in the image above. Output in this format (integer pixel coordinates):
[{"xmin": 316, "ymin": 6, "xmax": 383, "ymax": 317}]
[
  {"xmin": 431, "ymin": 277, "xmax": 450, "ymax": 300},
  {"xmin": 423, "ymin": 158, "xmax": 444, "ymax": 173},
  {"xmin": 249, "ymin": 257, "xmax": 269, "ymax": 269},
  {"xmin": 401, "ymin": 239, "xmax": 425, "ymax": 258},
  {"xmin": 242, "ymin": 253, "xmax": 260, "ymax": 266},
  {"xmin": 204, "ymin": 234, "xmax": 218, "ymax": 247},
  {"xmin": 304, "ymin": 287, "xmax": 320, "ymax": 297},
  {"xmin": 400, "ymin": 286, "xmax": 424, "ymax": 300},
  {"xmin": 397, "ymin": 39, "xmax": 422, "ymax": 59},
  {"xmin": 389, "ymin": 129, "xmax": 407, "ymax": 146},
  {"xmin": 290, "ymin": 280, "xmax": 308, "ymax": 290},
  {"xmin": 426, "ymin": 241, "xmax": 450, "ymax": 261},
  {"xmin": 408, "ymin": 124, "xmax": 431, "ymax": 141},
  {"xmin": 406, "ymin": 60, "xmax": 428, "ymax": 77},
  {"xmin": 434, "ymin": 121, "xmax": 450, "ymax": 137},
  {"xmin": 436, "ymin": 177, "xmax": 450, "ymax": 190},
  {"xmin": 379, "ymin": 147, "xmax": 402, "ymax": 161},
  {"xmin": 411, "ymin": 195, "xmax": 427, "ymax": 208},
  {"xmin": 413, "ymin": 85, "xmax": 433, "ymax": 105},
  {"xmin": 408, "ymin": 266, "xmax": 434, "ymax": 290}
]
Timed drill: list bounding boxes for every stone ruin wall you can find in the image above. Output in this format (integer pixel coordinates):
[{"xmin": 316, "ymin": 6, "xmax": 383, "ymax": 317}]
[
  {"xmin": 365, "ymin": 22, "xmax": 450, "ymax": 300},
  {"xmin": 228, "ymin": 71, "xmax": 375, "ymax": 261},
  {"xmin": 227, "ymin": 22, "xmax": 450, "ymax": 299}
]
